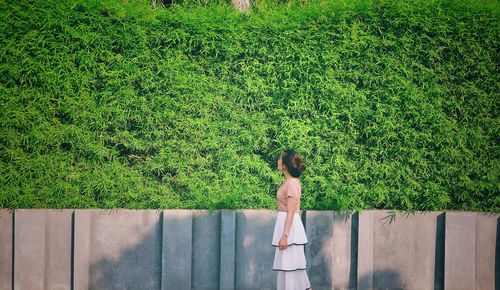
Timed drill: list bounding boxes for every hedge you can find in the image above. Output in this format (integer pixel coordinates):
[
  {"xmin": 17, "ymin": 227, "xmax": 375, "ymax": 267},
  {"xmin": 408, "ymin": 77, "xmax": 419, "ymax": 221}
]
[{"xmin": 0, "ymin": 0, "xmax": 498, "ymax": 212}]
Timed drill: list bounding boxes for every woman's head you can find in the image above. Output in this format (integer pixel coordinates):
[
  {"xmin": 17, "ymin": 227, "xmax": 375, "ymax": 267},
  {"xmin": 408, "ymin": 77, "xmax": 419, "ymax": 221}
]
[{"xmin": 278, "ymin": 149, "xmax": 306, "ymax": 177}]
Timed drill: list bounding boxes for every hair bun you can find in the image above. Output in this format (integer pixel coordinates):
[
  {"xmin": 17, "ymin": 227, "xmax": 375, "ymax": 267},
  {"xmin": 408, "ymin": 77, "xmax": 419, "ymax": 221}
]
[
  {"xmin": 293, "ymin": 156, "xmax": 305, "ymax": 171},
  {"xmin": 282, "ymin": 149, "xmax": 306, "ymax": 177}
]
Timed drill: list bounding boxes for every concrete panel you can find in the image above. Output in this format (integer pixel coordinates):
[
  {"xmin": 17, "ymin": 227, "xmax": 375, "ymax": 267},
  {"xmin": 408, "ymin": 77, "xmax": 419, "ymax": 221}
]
[
  {"xmin": 444, "ymin": 211, "xmax": 476, "ymax": 290},
  {"xmin": 305, "ymin": 210, "xmax": 356, "ymax": 290},
  {"xmin": 74, "ymin": 209, "xmax": 162, "ymax": 290},
  {"xmin": 0, "ymin": 210, "xmax": 12, "ymax": 290},
  {"xmin": 357, "ymin": 210, "xmax": 374, "ymax": 290},
  {"xmin": 45, "ymin": 209, "xmax": 73, "ymax": 290},
  {"xmin": 192, "ymin": 210, "xmax": 220, "ymax": 290},
  {"xmin": 305, "ymin": 210, "xmax": 334, "ymax": 290},
  {"xmin": 162, "ymin": 209, "xmax": 192, "ymax": 290},
  {"xmin": 14, "ymin": 209, "xmax": 72, "ymax": 290},
  {"xmin": 220, "ymin": 210, "xmax": 236, "ymax": 290},
  {"xmin": 372, "ymin": 211, "xmax": 441, "ymax": 290},
  {"xmin": 475, "ymin": 213, "xmax": 499, "ymax": 290},
  {"xmin": 74, "ymin": 210, "xmax": 91, "ymax": 290},
  {"xmin": 235, "ymin": 209, "xmax": 276, "ymax": 290},
  {"xmin": 332, "ymin": 211, "xmax": 357, "ymax": 290}
]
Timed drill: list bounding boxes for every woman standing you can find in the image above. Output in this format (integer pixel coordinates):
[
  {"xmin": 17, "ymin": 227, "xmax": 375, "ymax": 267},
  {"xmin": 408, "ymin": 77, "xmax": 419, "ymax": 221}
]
[{"xmin": 272, "ymin": 149, "xmax": 312, "ymax": 290}]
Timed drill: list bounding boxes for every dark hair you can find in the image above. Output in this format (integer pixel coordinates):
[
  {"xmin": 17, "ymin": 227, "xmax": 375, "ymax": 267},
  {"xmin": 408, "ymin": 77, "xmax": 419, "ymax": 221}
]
[{"xmin": 281, "ymin": 149, "xmax": 306, "ymax": 177}]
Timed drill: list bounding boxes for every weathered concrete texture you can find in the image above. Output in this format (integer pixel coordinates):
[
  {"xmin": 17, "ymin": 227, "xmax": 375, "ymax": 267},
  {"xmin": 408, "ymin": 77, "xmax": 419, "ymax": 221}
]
[
  {"xmin": 305, "ymin": 210, "xmax": 334, "ymax": 289},
  {"xmin": 444, "ymin": 211, "xmax": 475, "ymax": 290},
  {"xmin": 359, "ymin": 210, "xmax": 444, "ymax": 290},
  {"xmin": 220, "ymin": 210, "xmax": 236, "ymax": 290},
  {"xmin": 357, "ymin": 210, "xmax": 374, "ymax": 290},
  {"xmin": 2, "ymin": 209, "xmax": 499, "ymax": 290},
  {"xmin": 475, "ymin": 213, "xmax": 499, "ymax": 290},
  {"xmin": 0, "ymin": 210, "xmax": 12, "ymax": 290},
  {"xmin": 74, "ymin": 210, "xmax": 91, "ymax": 290},
  {"xmin": 162, "ymin": 209, "xmax": 192, "ymax": 290},
  {"xmin": 14, "ymin": 209, "xmax": 72, "ymax": 290},
  {"xmin": 445, "ymin": 211, "xmax": 500, "ymax": 290},
  {"xmin": 74, "ymin": 209, "xmax": 162, "ymax": 290},
  {"xmin": 306, "ymin": 210, "xmax": 357, "ymax": 290},
  {"xmin": 192, "ymin": 210, "xmax": 220, "ymax": 290},
  {"xmin": 235, "ymin": 209, "xmax": 276, "ymax": 290},
  {"xmin": 332, "ymin": 211, "xmax": 357, "ymax": 290}
]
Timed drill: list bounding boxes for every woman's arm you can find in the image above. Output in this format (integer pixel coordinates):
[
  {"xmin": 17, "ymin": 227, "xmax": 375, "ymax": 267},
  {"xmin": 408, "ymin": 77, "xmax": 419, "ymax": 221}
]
[{"xmin": 278, "ymin": 195, "xmax": 298, "ymax": 250}]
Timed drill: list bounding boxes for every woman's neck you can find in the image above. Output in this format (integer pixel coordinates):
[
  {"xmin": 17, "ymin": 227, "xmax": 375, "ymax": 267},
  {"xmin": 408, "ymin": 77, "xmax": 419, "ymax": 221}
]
[{"xmin": 284, "ymin": 171, "xmax": 295, "ymax": 181}]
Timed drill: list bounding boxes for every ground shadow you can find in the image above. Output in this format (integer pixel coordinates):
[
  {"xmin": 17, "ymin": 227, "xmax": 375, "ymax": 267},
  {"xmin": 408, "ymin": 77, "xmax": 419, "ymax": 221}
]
[{"xmin": 359, "ymin": 269, "xmax": 406, "ymax": 290}]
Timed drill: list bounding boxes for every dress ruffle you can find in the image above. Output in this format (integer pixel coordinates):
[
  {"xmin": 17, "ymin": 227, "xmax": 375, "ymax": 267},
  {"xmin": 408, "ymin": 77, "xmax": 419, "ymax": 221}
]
[
  {"xmin": 277, "ymin": 270, "xmax": 311, "ymax": 290},
  {"xmin": 273, "ymin": 244, "xmax": 307, "ymax": 271},
  {"xmin": 272, "ymin": 211, "xmax": 311, "ymax": 289},
  {"xmin": 272, "ymin": 211, "xmax": 308, "ymax": 271},
  {"xmin": 271, "ymin": 211, "xmax": 308, "ymax": 247}
]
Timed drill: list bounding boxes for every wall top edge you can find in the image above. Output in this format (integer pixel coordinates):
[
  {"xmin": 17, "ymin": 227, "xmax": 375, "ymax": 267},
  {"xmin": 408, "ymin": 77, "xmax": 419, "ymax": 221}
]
[{"xmin": 0, "ymin": 208, "xmax": 498, "ymax": 215}]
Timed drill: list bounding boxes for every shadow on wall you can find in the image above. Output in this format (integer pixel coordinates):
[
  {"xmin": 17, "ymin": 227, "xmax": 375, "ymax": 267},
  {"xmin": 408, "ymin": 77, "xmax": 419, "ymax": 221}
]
[
  {"xmin": 434, "ymin": 213, "xmax": 445, "ymax": 290},
  {"xmin": 85, "ymin": 210, "xmax": 404, "ymax": 290},
  {"xmin": 235, "ymin": 210, "xmax": 277, "ymax": 290},
  {"xmin": 88, "ymin": 212, "xmax": 163, "ymax": 290},
  {"xmin": 80, "ymin": 210, "xmax": 470, "ymax": 290},
  {"xmin": 87, "ymin": 210, "xmax": 222, "ymax": 290},
  {"xmin": 359, "ymin": 269, "xmax": 405, "ymax": 290},
  {"xmin": 87, "ymin": 210, "xmax": 279, "ymax": 290}
]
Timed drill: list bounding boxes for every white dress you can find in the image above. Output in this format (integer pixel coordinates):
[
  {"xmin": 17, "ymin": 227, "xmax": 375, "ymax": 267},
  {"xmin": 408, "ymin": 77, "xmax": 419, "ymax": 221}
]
[{"xmin": 272, "ymin": 179, "xmax": 311, "ymax": 290}]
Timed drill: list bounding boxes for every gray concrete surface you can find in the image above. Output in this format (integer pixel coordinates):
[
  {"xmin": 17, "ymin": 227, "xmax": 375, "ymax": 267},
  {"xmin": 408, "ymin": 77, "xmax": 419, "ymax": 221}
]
[
  {"xmin": 445, "ymin": 211, "xmax": 498, "ymax": 290},
  {"xmin": 0, "ymin": 209, "xmax": 498, "ymax": 290},
  {"xmin": 444, "ymin": 211, "xmax": 476, "ymax": 290},
  {"xmin": 74, "ymin": 209, "xmax": 162, "ymax": 290},
  {"xmin": 14, "ymin": 209, "xmax": 72, "ymax": 290},
  {"xmin": 163, "ymin": 209, "xmax": 192, "ymax": 290},
  {"xmin": 192, "ymin": 210, "xmax": 220, "ymax": 290},
  {"xmin": 306, "ymin": 210, "xmax": 335, "ymax": 289},
  {"xmin": 364, "ymin": 210, "xmax": 443, "ymax": 290},
  {"xmin": 305, "ymin": 210, "xmax": 358, "ymax": 290},
  {"xmin": 220, "ymin": 210, "xmax": 235, "ymax": 290},
  {"xmin": 0, "ymin": 210, "xmax": 12, "ymax": 290},
  {"xmin": 475, "ymin": 213, "xmax": 498, "ymax": 290},
  {"xmin": 357, "ymin": 210, "xmax": 373, "ymax": 290},
  {"xmin": 235, "ymin": 210, "xmax": 276, "ymax": 290}
]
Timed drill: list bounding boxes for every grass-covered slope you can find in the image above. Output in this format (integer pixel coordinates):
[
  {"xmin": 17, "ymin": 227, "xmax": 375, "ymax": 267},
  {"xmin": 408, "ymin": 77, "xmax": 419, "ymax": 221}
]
[{"xmin": 0, "ymin": 0, "xmax": 498, "ymax": 212}]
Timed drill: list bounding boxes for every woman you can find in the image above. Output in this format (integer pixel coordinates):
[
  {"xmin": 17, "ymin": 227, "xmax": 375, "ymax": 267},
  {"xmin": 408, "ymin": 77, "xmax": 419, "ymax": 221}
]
[{"xmin": 272, "ymin": 149, "xmax": 312, "ymax": 290}]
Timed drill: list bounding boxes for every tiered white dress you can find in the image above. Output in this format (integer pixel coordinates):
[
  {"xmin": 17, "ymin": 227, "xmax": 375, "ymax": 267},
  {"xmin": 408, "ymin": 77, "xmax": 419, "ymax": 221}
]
[{"xmin": 272, "ymin": 180, "xmax": 311, "ymax": 290}]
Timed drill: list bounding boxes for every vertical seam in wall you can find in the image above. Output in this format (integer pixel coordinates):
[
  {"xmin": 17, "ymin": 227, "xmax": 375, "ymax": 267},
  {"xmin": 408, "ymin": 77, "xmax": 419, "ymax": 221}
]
[
  {"xmin": 217, "ymin": 210, "xmax": 221, "ymax": 290},
  {"xmin": 233, "ymin": 211, "xmax": 237, "ymax": 290},
  {"xmin": 443, "ymin": 212, "xmax": 446, "ymax": 290},
  {"xmin": 70, "ymin": 211, "xmax": 75, "ymax": 290},
  {"xmin": 44, "ymin": 212, "xmax": 48, "ymax": 290},
  {"xmin": 191, "ymin": 211, "xmax": 194, "ymax": 290},
  {"xmin": 11, "ymin": 210, "xmax": 15, "ymax": 290},
  {"xmin": 159, "ymin": 210, "xmax": 163, "ymax": 290},
  {"xmin": 219, "ymin": 211, "xmax": 223, "ymax": 290},
  {"xmin": 352, "ymin": 211, "xmax": 359, "ymax": 289}
]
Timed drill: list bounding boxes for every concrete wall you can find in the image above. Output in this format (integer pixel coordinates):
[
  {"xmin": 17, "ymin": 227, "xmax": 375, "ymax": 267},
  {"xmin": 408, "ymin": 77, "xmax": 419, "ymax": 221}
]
[{"xmin": 0, "ymin": 209, "xmax": 498, "ymax": 290}]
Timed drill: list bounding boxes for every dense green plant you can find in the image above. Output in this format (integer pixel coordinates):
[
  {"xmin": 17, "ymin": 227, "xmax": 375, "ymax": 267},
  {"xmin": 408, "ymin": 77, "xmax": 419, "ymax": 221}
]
[{"xmin": 0, "ymin": 0, "xmax": 498, "ymax": 212}]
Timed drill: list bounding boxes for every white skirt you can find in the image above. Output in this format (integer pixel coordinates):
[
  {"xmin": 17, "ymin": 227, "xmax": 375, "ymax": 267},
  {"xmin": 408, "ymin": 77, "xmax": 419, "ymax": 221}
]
[{"xmin": 272, "ymin": 211, "xmax": 311, "ymax": 290}]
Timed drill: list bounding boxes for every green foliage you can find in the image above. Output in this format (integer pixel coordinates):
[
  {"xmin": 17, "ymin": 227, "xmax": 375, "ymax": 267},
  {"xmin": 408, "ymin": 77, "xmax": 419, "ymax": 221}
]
[{"xmin": 0, "ymin": 0, "xmax": 498, "ymax": 212}]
